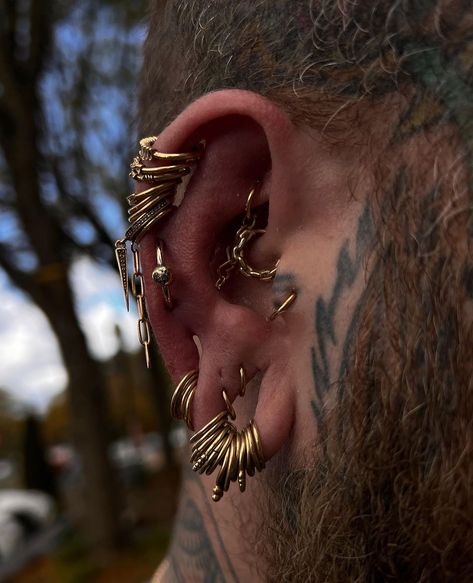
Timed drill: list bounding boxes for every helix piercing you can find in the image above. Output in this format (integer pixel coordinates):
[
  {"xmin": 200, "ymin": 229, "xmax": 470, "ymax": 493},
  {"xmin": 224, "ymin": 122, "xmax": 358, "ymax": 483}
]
[
  {"xmin": 152, "ymin": 241, "xmax": 173, "ymax": 309},
  {"xmin": 114, "ymin": 137, "xmax": 203, "ymax": 367}
]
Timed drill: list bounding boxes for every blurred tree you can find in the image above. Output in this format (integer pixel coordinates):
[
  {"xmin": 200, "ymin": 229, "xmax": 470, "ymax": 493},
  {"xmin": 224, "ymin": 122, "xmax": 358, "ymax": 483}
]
[
  {"xmin": 0, "ymin": 0, "xmax": 147, "ymax": 555},
  {"xmin": 23, "ymin": 414, "xmax": 57, "ymax": 499},
  {"xmin": 0, "ymin": 387, "xmax": 24, "ymax": 459},
  {"xmin": 43, "ymin": 391, "xmax": 69, "ymax": 446},
  {"xmin": 110, "ymin": 326, "xmax": 175, "ymax": 466},
  {"xmin": 44, "ymin": 348, "xmax": 174, "ymax": 458}
]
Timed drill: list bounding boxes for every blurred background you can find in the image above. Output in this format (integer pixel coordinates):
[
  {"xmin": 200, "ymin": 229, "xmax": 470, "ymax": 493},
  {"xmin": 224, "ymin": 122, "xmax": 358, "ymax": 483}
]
[{"xmin": 0, "ymin": 1, "xmax": 182, "ymax": 581}]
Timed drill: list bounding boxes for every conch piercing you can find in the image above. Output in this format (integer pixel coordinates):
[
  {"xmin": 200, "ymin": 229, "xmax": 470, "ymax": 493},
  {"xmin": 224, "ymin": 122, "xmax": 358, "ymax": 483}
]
[
  {"xmin": 115, "ymin": 137, "xmax": 203, "ymax": 366},
  {"xmin": 216, "ymin": 187, "xmax": 279, "ymax": 290},
  {"xmin": 152, "ymin": 241, "xmax": 173, "ymax": 309}
]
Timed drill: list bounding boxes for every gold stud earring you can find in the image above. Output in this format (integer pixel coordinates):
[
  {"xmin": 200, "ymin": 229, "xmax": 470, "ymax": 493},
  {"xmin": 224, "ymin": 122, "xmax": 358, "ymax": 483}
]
[{"xmin": 152, "ymin": 241, "xmax": 173, "ymax": 309}]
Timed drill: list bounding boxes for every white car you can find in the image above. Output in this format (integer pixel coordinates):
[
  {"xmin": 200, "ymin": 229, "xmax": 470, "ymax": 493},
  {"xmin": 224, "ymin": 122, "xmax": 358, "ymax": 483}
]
[{"xmin": 0, "ymin": 490, "xmax": 55, "ymax": 562}]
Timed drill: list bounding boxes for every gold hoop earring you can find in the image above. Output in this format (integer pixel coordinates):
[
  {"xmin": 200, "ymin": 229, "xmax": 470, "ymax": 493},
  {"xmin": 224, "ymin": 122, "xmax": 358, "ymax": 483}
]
[
  {"xmin": 269, "ymin": 289, "xmax": 298, "ymax": 321},
  {"xmin": 152, "ymin": 241, "xmax": 173, "ymax": 309},
  {"xmin": 216, "ymin": 186, "xmax": 279, "ymax": 290},
  {"xmin": 185, "ymin": 367, "xmax": 265, "ymax": 502},
  {"xmin": 171, "ymin": 370, "xmax": 198, "ymax": 430}
]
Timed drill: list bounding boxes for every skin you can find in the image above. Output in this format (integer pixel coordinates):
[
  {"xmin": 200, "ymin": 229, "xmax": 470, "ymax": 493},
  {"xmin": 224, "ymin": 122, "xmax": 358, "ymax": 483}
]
[
  {"xmin": 139, "ymin": 89, "xmax": 381, "ymax": 581},
  {"xmin": 137, "ymin": 2, "xmax": 473, "ymax": 581}
]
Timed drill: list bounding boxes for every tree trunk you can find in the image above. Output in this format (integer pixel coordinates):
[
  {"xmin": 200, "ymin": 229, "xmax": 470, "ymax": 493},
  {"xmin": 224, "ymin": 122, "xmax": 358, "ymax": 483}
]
[
  {"xmin": 41, "ymin": 274, "xmax": 125, "ymax": 556},
  {"xmin": 0, "ymin": 102, "xmax": 124, "ymax": 556},
  {"xmin": 150, "ymin": 346, "xmax": 175, "ymax": 468}
]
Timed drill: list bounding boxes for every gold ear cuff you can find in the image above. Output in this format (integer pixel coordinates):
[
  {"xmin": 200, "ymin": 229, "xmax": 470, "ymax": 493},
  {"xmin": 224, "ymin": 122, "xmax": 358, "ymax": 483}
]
[
  {"xmin": 172, "ymin": 366, "xmax": 265, "ymax": 501},
  {"xmin": 115, "ymin": 137, "xmax": 203, "ymax": 366}
]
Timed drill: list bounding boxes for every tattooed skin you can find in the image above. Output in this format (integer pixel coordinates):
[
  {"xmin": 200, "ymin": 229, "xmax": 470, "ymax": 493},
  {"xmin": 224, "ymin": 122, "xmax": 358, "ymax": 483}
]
[
  {"xmin": 311, "ymin": 203, "xmax": 374, "ymax": 429},
  {"xmin": 165, "ymin": 468, "xmax": 238, "ymax": 583}
]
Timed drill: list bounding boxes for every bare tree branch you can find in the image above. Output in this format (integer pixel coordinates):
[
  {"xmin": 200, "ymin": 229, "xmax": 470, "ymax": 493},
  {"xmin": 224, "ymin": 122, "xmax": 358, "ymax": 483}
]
[
  {"xmin": 0, "ymin": 241, "xmax": 43, "ymax": 304},
  {"xmin": 28, "ymin": 0, "xmax": 53, "ymax": 77},
  {"xmin": 50, "ymin": 156, "xmax": 116, "ymax": 259},
  {"xmin": 0, "ymin": 41, "xmax": 21, "ymax": 115}
]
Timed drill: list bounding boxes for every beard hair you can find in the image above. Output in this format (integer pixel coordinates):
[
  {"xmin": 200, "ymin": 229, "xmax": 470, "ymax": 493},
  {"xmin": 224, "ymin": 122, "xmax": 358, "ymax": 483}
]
[{"xmin": 252, "ymin": 131, "xmax": 473, "ymax": 582}]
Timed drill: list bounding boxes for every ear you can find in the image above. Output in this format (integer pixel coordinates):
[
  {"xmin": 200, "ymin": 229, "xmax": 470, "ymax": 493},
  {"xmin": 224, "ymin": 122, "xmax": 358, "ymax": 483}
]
[{"xmin": 138, "ymin": 89, "xmax": 342, "ymax": 461}]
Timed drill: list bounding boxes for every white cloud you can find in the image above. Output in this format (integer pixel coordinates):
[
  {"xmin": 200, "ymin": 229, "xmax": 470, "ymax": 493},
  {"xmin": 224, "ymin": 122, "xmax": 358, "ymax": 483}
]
[
  {"xmin": 0, "ymin": 291, "xmax": 66, "ymax": 412},
  {"xmin": 0, "ymin": 256, "xmax": 139, "ymax": 411},
  {"xmin": 71, "ymin": 256, "xmax": 140, "ymax": 357},
  {"xmin": 79, "ymin": 301, "xmax": 139, "ymax": 360}
]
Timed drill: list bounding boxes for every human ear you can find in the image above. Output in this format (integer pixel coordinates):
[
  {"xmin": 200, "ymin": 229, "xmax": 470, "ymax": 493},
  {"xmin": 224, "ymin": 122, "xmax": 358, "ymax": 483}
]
[{"xmin": 138, "ymin": 89, "xmax": 334, "ymax": 462}]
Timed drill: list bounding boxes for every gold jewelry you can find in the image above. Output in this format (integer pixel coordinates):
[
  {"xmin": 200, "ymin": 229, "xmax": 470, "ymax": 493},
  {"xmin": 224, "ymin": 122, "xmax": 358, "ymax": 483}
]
[
  {"xmin": 138, "ymin": 136, "xmax": 202, "ymax": 163},
  {"xmin": 222, "ymin": 389, "xmax": 236, "ymax": 420},
  {"xmin": 152, "ymin": 241, "xmax": 173, "ymax": 309},
  {"xmin": 171, "ymin": 370, "xmax": 198, "ymax": 430},
  {"xmin": 131, "ymin": 244, "xmax": 152, "ymax": 368},
  {"xmin": 178, "ymin": 366, "xmax": 265, "ymax": 502},
  {"xmin": 114, "ymin": 137, "xmax": 203, "ymax": 367},
  {"xmin": 171, "ymin": 366, "xmax": 264, "ymax": 500},
  {"xmin": 269, "ymin": 289, "xmax": 298, "ymax": 321},
  {"xmin": 208, "ymin": 417, "xmax": 265, "ymax": 502},
  {"xmin": 216, "ymin": 186, "xmax": 279, "ymax": 290}
]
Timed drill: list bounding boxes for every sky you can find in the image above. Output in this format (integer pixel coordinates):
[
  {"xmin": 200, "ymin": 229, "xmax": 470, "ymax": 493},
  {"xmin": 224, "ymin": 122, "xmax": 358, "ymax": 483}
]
[{"xmin": 0, "ymin": 259, "xmax": 139, "ymax": 413}]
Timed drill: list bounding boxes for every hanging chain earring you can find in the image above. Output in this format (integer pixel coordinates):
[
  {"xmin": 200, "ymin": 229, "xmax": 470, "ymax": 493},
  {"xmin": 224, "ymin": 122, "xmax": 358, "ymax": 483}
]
[{"xmin": 215, "ymin": 186, "xmax": 298, "ymax": 321}]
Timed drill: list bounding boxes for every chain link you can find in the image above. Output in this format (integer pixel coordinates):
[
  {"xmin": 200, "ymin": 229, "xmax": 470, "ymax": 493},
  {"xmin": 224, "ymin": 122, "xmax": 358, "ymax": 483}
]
[
  {"xmin": 132, "ymin": 247, "xmax": 152, "ymax": 368},
  {"xmin": 215, "ymin": 211, "xmax": 277, "ymax": 289}
]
